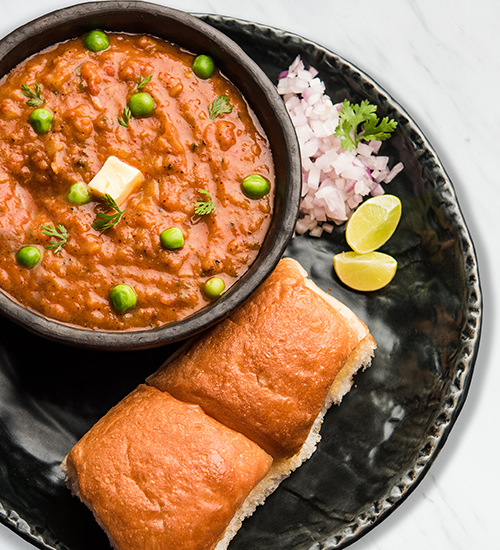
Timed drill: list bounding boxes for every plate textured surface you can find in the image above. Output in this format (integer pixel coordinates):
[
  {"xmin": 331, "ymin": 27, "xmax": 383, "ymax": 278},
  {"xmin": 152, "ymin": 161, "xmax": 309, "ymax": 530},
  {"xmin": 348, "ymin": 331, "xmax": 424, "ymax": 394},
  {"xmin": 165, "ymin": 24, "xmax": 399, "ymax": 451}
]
[{"xmin": 0, "ymin": 14, "xmax": 481, "ymax": 550}]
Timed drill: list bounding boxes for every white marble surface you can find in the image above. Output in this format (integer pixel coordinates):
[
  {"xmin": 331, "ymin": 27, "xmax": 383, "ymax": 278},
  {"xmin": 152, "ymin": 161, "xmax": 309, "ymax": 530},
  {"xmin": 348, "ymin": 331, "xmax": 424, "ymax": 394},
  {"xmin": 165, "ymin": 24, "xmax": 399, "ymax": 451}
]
[{"xmin": 0, "ymin": 0, "xmax": 497, "ymax": 549}]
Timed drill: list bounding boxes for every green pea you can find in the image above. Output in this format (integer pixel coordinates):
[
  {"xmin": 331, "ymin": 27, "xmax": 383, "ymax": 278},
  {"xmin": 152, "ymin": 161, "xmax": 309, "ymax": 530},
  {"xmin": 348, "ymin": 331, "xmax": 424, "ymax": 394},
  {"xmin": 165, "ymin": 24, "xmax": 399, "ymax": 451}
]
[
  {"xmin": 128, "ymin": 92, "xmax": 155, "ymax": 117},
  {"xmin": 84, "ymin": 30, "xmax": 110, "ymax": 52},
  {"xmin": 67, "ymin": 182, "xmax": 92, "ymax": 205},
  {"xmin": 16, "ymin": 246, "xmax": 41, "ymax": 269},
  {"xmin": 204, "ymin": 277, "xmax": 225, "ymax": 299},
  {"xmin": 192, "ymin": 55, "xmax": 215, "ymax": 79},
  {"xmin": 241, "ymin": 174, "xmax": 270, "ymax": 199},
  {"xmin": 29, "ymin": 108, "xmax": 53, "ymax": 134},
  {"xmin": 110, "ymin": 284, "xmax": 137, "ymax": 313},
  {"xmin": 160, "ymin": 227, "xmax": 184, "ymax": 250}
]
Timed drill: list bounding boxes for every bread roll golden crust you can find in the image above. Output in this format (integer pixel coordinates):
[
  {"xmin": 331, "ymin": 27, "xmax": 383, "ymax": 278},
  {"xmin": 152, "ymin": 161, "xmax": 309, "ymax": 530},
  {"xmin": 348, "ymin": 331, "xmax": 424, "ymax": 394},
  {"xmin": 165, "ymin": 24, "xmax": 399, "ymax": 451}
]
[
  {"xmin": 64, "ymin": 384, "xmax": 272, "ymax": 550},
  {"xmin": 147, "ymin": 257, "xmax": 374, "ymax": 459}
]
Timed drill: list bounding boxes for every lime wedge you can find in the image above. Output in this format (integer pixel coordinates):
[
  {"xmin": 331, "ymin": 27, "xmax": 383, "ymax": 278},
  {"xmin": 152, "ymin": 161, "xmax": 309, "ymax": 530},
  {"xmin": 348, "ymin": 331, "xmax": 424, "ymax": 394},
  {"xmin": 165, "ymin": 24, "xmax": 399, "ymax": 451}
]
[
  {"xmin": 346, "ymin": 194, "xmax": 402, "ymax": 254},
  {"xmin": 334, "ymin": 251, "xmax": 397, "ymax": 291}
]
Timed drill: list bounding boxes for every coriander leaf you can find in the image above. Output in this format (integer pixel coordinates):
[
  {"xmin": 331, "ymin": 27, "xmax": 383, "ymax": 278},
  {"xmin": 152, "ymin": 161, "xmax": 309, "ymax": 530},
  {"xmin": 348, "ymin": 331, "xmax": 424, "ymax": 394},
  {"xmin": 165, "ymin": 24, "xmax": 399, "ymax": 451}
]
[
  {"xmin": 335, "ymin": 118, "xmax": 357, "ymax": 152},
  {"xmin": 118, "ymin": 106, "xmax": 131, "ymax": 127},
  {"xmin": 41, "ymin": 223, "xmax": 69, "ymax": 253},
  {"xmin": 334, "ymin": 99, "xmax": 397, "ymax": 151},
  {"xmin": 92, "ymin": 194, "xmax": 126, "ymax": 232},
  {"xmin": 21, "ymin": 83, "xmax": 44, "ymax": 108},
  {"xmin": 208, "ymin": 95, "xmax": 232, "ymax": 120},
  {"xmin": 362, "ymin": 115, "xmax": 398, "ymax": 142},
  {"xmin": 137, "ymin": 75, "xmax": 153, "ymax": 90},
  {"xmin": 335, "ymin": 99, "xmax": 376, "ymax": 150},
  {"xmin": 194, "ymin": 189, "xmax": 216, "ymax": 216}
]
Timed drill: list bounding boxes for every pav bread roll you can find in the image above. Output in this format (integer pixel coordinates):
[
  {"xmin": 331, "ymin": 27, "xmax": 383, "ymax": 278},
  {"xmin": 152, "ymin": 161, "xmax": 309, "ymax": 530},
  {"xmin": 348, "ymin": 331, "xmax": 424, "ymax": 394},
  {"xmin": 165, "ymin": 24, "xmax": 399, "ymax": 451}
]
[
  {"xmin": 61, "ymin": 384, "xmax": 273, "ymax": 550},
  {"xmin": 147, "ymin": 257, "xmax": 376, "ymax": 459},
  {"xmin": 62, "ymin": 257, "xmax": 376, "ymax": 550}
]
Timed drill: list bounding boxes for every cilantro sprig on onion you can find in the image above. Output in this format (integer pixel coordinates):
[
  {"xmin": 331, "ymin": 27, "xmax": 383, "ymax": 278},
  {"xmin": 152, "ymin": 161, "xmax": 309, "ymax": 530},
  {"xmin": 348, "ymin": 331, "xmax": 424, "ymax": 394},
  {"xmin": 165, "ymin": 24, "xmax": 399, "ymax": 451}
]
[{"xmin": 277, "ymin": 56, "xmax": 404, "ymax": 237}]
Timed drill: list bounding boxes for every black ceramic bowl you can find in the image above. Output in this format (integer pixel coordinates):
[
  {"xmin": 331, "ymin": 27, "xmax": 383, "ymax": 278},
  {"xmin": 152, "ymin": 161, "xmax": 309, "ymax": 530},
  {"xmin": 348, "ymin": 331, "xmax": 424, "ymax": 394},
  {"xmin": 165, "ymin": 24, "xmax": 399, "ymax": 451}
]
[{"xmin": 0, "ymin": 1, "xmax": 301, "ymax": 350}]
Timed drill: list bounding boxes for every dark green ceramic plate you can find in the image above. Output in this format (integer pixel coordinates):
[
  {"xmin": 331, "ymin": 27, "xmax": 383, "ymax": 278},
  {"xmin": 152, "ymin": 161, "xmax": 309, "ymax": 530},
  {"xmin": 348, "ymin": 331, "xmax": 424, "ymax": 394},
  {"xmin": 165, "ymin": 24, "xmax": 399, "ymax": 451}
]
[{"xmin": 0, "ymin": 12, "xmax": 481, "ymax": 550}]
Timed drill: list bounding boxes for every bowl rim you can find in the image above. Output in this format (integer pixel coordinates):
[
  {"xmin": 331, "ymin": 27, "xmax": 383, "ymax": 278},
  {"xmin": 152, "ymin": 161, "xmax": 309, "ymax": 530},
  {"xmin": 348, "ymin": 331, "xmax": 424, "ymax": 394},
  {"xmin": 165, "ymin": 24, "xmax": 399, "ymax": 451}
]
[{"xmin": 0, "ymin": 1, "xmax": 301, "ymax": 350}]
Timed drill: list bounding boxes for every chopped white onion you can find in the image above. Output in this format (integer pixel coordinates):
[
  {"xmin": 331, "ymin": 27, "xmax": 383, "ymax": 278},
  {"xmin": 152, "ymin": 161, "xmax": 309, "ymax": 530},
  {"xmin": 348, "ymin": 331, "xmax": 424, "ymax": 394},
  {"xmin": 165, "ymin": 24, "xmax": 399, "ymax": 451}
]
[{"xmin": 278, "ymin": 56, "xmax": 404, "ymax": 235}]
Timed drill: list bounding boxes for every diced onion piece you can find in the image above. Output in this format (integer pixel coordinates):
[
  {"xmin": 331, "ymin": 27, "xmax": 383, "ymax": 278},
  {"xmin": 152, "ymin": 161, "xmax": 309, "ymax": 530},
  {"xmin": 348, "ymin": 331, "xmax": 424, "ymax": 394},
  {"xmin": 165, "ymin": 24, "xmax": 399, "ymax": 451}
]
[
  {"xmin": 309, "ymin": 225, "xmax": 324, "ymax": 238},
  {"xmin": 384, "ymin": 162, "xmax": 405, "ymax": 183}
]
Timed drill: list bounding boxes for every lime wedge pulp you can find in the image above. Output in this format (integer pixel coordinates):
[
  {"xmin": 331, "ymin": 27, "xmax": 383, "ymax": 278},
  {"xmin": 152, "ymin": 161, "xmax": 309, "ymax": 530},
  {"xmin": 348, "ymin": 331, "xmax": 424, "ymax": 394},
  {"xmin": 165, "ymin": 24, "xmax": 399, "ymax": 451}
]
[
  {"xmin": 334, "ymin": 251, "xmax": 397, "ymax": 292},
  {"xmin": 345, "ymin": 194, "xmax": 402, "ymax": 254}
]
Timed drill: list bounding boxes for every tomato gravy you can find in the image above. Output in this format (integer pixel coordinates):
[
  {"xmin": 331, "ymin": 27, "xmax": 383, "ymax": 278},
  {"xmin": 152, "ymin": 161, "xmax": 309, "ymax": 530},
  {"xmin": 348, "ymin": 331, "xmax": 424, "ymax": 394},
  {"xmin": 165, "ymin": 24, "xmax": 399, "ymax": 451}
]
[{"xmin": 0, "ymin": 33, "xmax": 274, "ymax": 330}]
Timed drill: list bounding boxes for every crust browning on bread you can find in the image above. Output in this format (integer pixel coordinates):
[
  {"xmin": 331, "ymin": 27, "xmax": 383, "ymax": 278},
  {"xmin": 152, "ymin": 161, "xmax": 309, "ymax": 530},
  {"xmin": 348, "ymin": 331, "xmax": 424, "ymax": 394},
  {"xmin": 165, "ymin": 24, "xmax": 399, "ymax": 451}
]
[
  {"xmin": 63, "ymin": 385, "xmax": 272, "ymax": 550},
  {"xmin": 147, "ymin": 257, "xmax": 375, "ymax": 459},
  {"xmin": 214, "ymin": 306, "xmax": 376, "ymax": 550}
]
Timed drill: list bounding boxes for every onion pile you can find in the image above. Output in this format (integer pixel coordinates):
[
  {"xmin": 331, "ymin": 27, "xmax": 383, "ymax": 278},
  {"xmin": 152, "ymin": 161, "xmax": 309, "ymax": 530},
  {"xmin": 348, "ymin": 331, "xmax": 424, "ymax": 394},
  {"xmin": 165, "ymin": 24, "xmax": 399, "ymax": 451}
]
[{"xmin": 277, "ymin": 56, "xmax": 404, "ymax": 237}]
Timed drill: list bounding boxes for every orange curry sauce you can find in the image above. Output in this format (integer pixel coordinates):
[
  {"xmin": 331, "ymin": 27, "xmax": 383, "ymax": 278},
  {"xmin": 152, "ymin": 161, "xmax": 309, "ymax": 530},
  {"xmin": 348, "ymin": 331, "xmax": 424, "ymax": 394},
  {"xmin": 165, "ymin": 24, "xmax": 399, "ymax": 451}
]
[{"xmin": 0, "ymin": 33, "xmax": 274, "ymax": 330}]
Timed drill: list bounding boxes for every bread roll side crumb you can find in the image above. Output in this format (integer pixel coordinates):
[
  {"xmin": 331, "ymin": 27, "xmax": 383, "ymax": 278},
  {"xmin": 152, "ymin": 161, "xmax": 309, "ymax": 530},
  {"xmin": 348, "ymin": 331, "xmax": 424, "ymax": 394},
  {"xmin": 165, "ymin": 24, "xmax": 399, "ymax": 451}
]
[{"xmin": 214, "ymin": 331, "xmax": 376, "ymax": 550}]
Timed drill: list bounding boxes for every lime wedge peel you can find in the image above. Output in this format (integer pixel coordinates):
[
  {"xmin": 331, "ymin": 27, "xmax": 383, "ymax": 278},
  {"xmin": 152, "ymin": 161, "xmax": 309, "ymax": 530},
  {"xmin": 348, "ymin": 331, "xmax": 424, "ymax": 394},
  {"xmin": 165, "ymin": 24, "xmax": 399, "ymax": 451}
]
[
  {"xmin": 334, "ymin": 251, "xmax": 397, "ymax": 292},
  {"xmin": 345, "ymin": 194, "xmax": 402, "ymax": 254},
  {"xmin": 334, "ymin": 194, "xmax": 402, "ymax": 292}
]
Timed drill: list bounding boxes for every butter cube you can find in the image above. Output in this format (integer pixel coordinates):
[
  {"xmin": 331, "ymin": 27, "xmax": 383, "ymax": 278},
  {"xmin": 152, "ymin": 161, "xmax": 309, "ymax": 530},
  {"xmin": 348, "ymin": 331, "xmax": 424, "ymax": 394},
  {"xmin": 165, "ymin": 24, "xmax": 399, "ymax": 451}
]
[{"xmin": 89, "ymin": 156, "xmax": 143, "ymax": 206}]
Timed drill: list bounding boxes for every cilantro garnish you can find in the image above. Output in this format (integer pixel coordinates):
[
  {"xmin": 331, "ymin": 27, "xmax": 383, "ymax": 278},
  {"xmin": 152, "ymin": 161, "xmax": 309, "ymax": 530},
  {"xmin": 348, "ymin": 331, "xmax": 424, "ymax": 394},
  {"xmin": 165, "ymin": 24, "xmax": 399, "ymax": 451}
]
[
  {"xmin": 21, "ymin": 83, "xmax": 44, "ymax": 108},
  {"xmin": 208, "ymin": 95, "xmax": 232, "ymax": 120},
  {"xmin": 118, "ymin": 106, "xmax": 131, "ymax": 127},
  {"xmin": 194, "ymin": 189, "xmax": 216, "ymax": 216},
  {"xmin": 41, "ymin": 223, "xmax": 69, "ymax": 253},
  {"xmin": 334, "ymin": 99, "xmax": 398, "ymax": 151},
  {"xmin": 92, "ymin": 194, "xmax": 126, "ymax": 232},
  {"xmin": 136, "ymin": 75, "xmax": 153, "ymax": 90}
]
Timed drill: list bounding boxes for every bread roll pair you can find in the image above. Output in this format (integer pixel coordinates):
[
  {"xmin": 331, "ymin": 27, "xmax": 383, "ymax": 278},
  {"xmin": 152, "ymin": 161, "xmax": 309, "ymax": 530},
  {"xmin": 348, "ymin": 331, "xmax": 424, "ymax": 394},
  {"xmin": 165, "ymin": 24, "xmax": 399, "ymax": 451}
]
[{"xmin": 61, "ymin": 258, "xmax": 376, "ymax": 550}]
